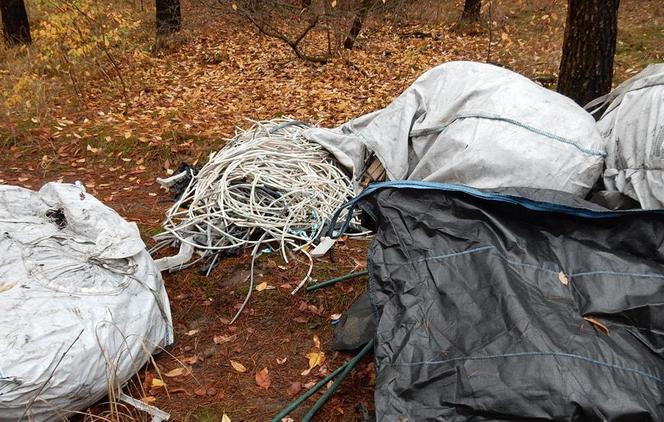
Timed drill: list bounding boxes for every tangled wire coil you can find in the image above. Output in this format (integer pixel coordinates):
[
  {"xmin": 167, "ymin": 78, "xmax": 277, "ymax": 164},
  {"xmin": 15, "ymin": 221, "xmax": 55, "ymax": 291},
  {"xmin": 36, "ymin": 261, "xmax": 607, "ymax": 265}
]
[{"xmin": 154, "ymin": 119, "xmax": 355, "ymax": 315}]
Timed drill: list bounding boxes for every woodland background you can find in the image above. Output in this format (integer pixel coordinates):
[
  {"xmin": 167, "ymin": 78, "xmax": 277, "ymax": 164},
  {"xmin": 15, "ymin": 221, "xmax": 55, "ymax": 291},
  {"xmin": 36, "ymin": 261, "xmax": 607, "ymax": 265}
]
[{"xmin": 0, "ymin": 0, "xmax": 663, "ymax": 420}]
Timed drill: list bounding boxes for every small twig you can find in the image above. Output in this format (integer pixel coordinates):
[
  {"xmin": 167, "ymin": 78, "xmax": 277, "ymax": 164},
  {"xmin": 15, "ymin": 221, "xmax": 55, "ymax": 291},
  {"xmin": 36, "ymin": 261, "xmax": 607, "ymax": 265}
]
[{"xmin": 486, "ymin": 0, "xmax": 494, "ymax": 63}]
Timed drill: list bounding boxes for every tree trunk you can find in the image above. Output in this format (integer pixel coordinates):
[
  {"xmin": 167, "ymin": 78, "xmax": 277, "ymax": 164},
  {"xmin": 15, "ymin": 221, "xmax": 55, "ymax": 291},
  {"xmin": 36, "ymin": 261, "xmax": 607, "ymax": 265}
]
[
  {"xmin": 460, "ymin": 0, "xmax": 481, "ymax": 22},
  {"xmin": 156, "ymin": 0, "xmax": 181, "ymax": 37},
  {"xmin": 343, "ymin": 0, "xmax": 373, "ymax": 50},
  {"xmin": 557, "ymin": 0, "xmax": 620, "ymax": 106},
  {"xmin": 0, "ymin": 0, "xmax": 31, "ymax": 46}
]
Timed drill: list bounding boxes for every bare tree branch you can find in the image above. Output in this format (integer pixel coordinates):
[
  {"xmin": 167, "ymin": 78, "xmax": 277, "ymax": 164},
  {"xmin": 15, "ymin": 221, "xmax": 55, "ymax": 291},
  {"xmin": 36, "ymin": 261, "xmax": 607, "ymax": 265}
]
[{"xmin": 239, "ymin": 6, "xmax": 331, "ymax": 63}]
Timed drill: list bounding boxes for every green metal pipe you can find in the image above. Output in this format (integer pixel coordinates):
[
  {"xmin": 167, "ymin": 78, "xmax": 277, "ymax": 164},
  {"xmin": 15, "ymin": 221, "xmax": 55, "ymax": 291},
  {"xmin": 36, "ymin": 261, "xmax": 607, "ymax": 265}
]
[
  {"xmin": 306, "ymin": 270, "xmax": 368, "ymax": 292},
  {"xmin": 301, "ymin": 339, "xmax": 375, "ymax": 421},
  {"xmin": 270, "ymin": 361, "xmax": 350, "ymax": 422}
]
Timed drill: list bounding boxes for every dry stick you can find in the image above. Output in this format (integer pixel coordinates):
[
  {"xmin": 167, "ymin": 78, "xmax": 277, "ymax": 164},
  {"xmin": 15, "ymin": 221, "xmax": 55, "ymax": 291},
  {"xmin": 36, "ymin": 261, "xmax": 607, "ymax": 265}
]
[
  {"xmin": 486, "ymin": 0, "xmax": 494, "ymax": 63},
  {"xmin": 18, "ymin": 329, "xmax": 85, "ymax": 422}
]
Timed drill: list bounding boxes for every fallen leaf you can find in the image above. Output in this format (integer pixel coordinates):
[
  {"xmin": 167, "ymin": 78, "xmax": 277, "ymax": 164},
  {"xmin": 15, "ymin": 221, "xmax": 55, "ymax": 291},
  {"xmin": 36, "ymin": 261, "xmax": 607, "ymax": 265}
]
[
  {"xmin": 306, "ymin": 351, "xmax": 325, "ymax": 369},
  {"xmin": 185, "ymin": 329, "xmax": 200, "ymax": 336},
  {"xmin": 255, "ymin": 367, "xmax": 271, "ymax": 390},
  {"xmin": 181, "ymin": 355, "xmax": 199, "ymax": 365},
  {"xmin": 214, "ymin": 334, "xmax": 237, "ymax": 344},
  {"xmin": 313, "ymin": 335, "xmax": 321, "ymax": 349},
  {"xmin": 150, "ymin": 378, "xmax": 165, "ymax": 388},
  {"xmin": 558, "ymin": 272, "xmax": 569, "ymax": 286},
  {"xmin": 276, "ymin": 357, "xmax": 287, "ymax": 364},
  {"xmin": 330, "ymin": 313, "xmax": 342, "ymax": 321},
  {"xmin": 230, "ymin": 360, "xmax": 247, "ymax": 373},
  {"xmin": 0, "ymin": 283, "xmax": 15, "ymax": 293},
  {"xmin": 164, "ymin": 367, "xmax": 188, "ymax": 378},
  {"xmin": 194, "ymin": 387, "xmax": 206, "ymax": 396},
  {"xmin": 584, "ymin": 316, "xmax": 609, "ymax": 335},
  {"xmin": 255, "ymin": 281, "xmax": 268, "ymax": 291},
  {"xmin": 287, "ymin": 381, "xmax": 302, "ymax": 397},
  {"xmin": 142, "ymin": 396, "xmax": 157, "ymax": 404},
  {"xmin": 222, "ymin": 414, "xmax": 231, "ymax": 422}
]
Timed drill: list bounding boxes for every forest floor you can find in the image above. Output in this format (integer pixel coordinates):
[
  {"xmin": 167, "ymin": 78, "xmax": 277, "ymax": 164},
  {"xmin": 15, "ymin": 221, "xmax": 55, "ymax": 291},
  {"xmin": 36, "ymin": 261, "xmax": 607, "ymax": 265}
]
[{"xmin": 0, "ymin": 0, "xmax": 662, "ymax": 421}]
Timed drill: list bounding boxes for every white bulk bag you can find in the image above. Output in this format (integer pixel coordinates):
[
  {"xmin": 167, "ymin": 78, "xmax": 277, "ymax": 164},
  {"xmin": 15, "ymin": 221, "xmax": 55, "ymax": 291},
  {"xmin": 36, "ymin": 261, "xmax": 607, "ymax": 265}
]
[
  {"xmin": 305, "ymin": 61, "xmax": 605, "ymax": 197},
  {"xmin": 0, "ymin": 183, "xmax": 173, "ymax": 421},
  {"xmin": 593, "ymin": 63, "xmax": 664, "ymax": 209}
]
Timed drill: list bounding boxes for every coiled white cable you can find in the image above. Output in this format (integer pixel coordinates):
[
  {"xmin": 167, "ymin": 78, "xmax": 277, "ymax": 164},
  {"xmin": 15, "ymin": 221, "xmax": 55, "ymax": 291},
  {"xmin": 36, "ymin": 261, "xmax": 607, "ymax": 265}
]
[{"xmin": 155, "ymin": 118, "xmax": 355, "ymax": 302}]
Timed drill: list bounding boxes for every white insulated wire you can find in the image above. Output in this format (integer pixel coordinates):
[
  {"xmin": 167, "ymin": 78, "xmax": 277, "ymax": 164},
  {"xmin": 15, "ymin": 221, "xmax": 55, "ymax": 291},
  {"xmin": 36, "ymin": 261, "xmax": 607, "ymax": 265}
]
[{"xmin": 155, "ymin": 118, "xmax": 355, "ymax": 298}]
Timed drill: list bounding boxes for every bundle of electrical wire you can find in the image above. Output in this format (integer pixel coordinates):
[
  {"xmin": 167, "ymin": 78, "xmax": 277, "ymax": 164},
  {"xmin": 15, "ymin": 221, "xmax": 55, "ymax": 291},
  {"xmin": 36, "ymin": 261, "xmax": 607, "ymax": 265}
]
[{"xmin": 153, "ymin": 118, "xmax": 355, "ymax": 320}]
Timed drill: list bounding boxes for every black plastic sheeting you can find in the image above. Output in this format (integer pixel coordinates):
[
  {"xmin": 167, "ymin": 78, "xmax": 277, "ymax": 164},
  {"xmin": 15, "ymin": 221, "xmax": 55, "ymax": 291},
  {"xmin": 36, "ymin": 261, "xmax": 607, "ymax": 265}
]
[
  {"xmin": 337, "ymin": 182, "xmax": 664, "ymax": 421},
  {"xmin": 333, "ymin": 292, "xmax": 376, "ymax": 351}
]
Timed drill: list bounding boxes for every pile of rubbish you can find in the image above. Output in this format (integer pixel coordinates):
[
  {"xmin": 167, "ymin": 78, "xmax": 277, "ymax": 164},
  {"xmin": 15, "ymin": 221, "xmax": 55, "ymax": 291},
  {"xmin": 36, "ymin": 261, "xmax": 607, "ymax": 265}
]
[
  {"xmin": 3, "ymin": 60, "xmax": 663, "ymax": 420},
  {"xmin": 272, "ymin": 61, "xmax": 664, "ymax": 420},
  {"xmin": 153, "ymin": 119, "xmax": 356, "ymax": 286},
  {"xmin": 0, "ymin": 183, "xmax": 172, "ymax": 421}
]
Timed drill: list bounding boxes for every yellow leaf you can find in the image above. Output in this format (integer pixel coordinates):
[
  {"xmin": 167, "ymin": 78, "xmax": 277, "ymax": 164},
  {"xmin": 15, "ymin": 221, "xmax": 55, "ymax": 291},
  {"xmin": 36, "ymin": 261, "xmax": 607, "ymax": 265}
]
[
  {"xmin": 230, "ymin": 360, "xmax": 247, "ymax": 373},
  {"xmin": 151, "ymin": 378, "xmax": 165, "ymax": 388},
  {"xmin": 0, "ymin": 283, "xmax": 15, "ymax": 293},
  {"xmin": 305, "ymin": 351, "xmax": 325, "ymax": 369},
  {"xmin": 331, "ymin": 0, "xmax": 337, "ymax": 7},
  {"xmin": 164, "ymin": 367, "xmax": 186, "ymax": 378},
  {"xmin": 232, "ymin": 3, "xmax": 237, "ymax": 10},
  {"xmin": 255, "ymin": 282, "xmax": 274, "ymax": 291},
  {"xmin": 222, "ymin": 414, "xmax": 231, "ymax": 422}
]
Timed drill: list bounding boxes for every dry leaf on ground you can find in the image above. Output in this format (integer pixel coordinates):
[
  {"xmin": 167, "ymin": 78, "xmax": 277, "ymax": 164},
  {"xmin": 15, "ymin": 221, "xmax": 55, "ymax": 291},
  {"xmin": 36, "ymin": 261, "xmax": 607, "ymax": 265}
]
[
  {"xmin": 230, "ymin": 360, "xmax": 247, "ymax": 373},
  {"xmin": 255, "ymin": 367, "xmax": 271, "ymax": 390}
]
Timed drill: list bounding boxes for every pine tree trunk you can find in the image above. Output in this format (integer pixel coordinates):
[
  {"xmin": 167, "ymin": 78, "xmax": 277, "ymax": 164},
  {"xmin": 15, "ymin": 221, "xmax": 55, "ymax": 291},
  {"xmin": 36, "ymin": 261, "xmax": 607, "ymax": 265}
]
[
  {"xmin": 0, "ymin": 0, "xmax": 31, "ymax": 46},
  {"xmin": 460, "ymin": 0, "xmax": 481, "ymax": 22},
  {"xmin": 557, "ymin": 0, "xmax": 620, "ymax": 106},
  {"xmin": 156, "ymin": 0, "xmax": 181, "ymax": 37},
  {"xmin": 343, "ymin": 0, "xmax": 373, "ymax": 50}
]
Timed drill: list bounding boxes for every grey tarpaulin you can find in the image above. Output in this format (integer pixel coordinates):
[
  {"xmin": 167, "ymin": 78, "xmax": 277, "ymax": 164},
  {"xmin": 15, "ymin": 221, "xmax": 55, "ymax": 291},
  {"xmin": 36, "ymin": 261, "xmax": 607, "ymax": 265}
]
[
  {"xmin": 0, "ymin": 183, "xmax": 173, "ymax": 421},
  {"xmin": 592, "ymin": 63, "xmax": 664, "ymax": 209},
  {"xmin": 304, "ymin": 61, "xmax": 605, "ymax": 197},
  {"xmin": 330, "ymin": 181, "xmax": 664, "ymax": 421}
]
